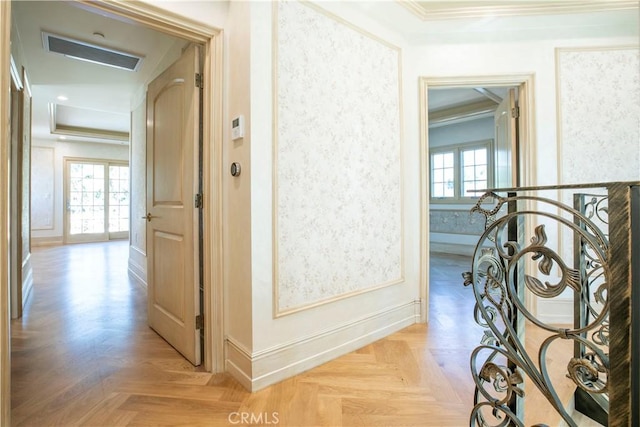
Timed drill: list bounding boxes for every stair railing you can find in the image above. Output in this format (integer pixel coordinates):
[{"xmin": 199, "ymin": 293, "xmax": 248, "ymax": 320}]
[{"xmin": 463, "ymin": 182, "xmax": 639, "ymax": 427}]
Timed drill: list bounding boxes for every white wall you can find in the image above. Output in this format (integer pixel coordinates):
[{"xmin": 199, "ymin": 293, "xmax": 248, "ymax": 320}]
[
  {"xmin": 224, "ymin": 0, "xmax": 254, "ymax": 367},
  {"xmin": 223, "ymin": 0, "xmax": 422, "ymax": 391},
  {"xmin": 141, "ymin": 0, "xmax": 229, "ymax": 30},
  {"xmin": 412, "ymin": 33, "xmax": 638, "ymax": 273},
  {"xmin": 128, "ymin": 98, "xmax": 147, "ymax": 284},
  {"xmin": 410, "ymin": 36, "xmax": 639, "ymax": 190},
  {"xmin": 411, "ymin": 32, "xmax": 638, "ymax": 325},
  {"xmin": 31, "ymin": 140, "xmax": 129, "ymax": 244}
]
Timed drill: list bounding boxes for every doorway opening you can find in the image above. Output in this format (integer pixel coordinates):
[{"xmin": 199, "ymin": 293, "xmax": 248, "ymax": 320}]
[
  {"xmin": 427, "ymin": 85, "xmax": 518, "ymax": 258},
  {"xmin": 419, "ymin": 75, "xmax": 536, "ymax": 323},
  {"xmin": 2, "ymin": 1, "xmax": 223, "ymax": 423}
]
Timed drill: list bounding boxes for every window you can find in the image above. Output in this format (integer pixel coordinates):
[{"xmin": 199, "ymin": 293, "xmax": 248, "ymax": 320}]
[
  {"xmin": 65, "ymin": 159, "xmax": 129, "ymax": 243},
  {"xmin": 430, "ymin": 140, "xmax": 493, "ymax": 202},
  {"xmin": 432, "ymin": 151, "xmax": 455, "ymax": 198},
  {"xmin": 108, "ymin": 165, "xmax": 130, "ymax": 233},
  {"xmin": 462, "ymin": 147, "xmax": 488, "ymax": 194}
]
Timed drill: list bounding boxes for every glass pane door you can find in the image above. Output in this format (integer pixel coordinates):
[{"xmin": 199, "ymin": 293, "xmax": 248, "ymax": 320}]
[
  {"xmin": 108, "ymin": 164, "xmax": 130, "ymax": 239},
  {"xmin": 65, "ymin": 159, "xmax": 129, "ymax": 243},
  {"xmin": 68, "ymin": 162, "xmax": 106, "ymax": 239}
]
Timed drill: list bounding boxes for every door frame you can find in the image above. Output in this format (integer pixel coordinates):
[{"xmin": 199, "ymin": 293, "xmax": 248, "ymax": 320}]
[
  {"xmin": 1, "ymin": 2, "xmax": 12, "ymax": 420},
  {"xmin": 0, "ymin": 1, "xmax": 225, "ymax": 423},
  {"xmin": 418, "ymin": 74, "xmax": 537, "ymax": 323}
]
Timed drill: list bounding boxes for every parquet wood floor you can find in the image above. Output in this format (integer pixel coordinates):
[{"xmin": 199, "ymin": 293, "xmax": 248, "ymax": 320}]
[{"xmin": 10, "ymin": 243, "xmax": 582, "ymax": 426}]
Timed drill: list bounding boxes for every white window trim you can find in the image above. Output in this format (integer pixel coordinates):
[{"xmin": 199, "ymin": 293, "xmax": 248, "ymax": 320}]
[{"xmin": 429, "ymin": 139, "xmax": 494, "ymax": 204}]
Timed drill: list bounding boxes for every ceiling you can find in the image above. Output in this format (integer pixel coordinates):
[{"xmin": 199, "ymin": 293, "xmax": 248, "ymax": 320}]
[
  {"xmin": 427, "ymin": 87, "xmax": 513, "ymax": 128},
  {"xmin": 9, "ymin": 1, "xmax": 639, "ymax": 145},
  {"xmin": 11, "ymin": 1, "xmax": 190, "ymax": 145}
]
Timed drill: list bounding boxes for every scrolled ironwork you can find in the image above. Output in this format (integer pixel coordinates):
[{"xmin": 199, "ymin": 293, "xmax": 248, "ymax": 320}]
[
  {"xmin": 465, "ymin": 189, "xmax": 612, "ymax": 427},
  {"xmin": 470, "ymin": 401, "xmax": 524, "ymax": 427},
  {"xmin": 583, "ymin": 195, "xmax": 609, "ymax": 225},
  {"xmin": 566, "ymin": 355, "xmax": 607, "ymax": 394},
  {"xmin": 523, "ymin": 225, "xmax": 581, "ymax": 298}
]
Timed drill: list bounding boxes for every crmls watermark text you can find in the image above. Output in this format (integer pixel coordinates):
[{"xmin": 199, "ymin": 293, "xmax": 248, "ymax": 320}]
[{"xmin": 228, "ymin": 412, "xmax": 280, "ymax": 425}]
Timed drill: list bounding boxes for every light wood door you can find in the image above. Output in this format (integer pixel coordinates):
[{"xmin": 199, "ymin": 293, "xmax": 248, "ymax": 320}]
[
  {"xmin": 146, "ymin": 45, "xmax": 201, "ymax": 366},
  {"xmin": 10, "ymin": 66, "xmax": 33, "ymax": 319},
  {"xmin": 494, "ymin": 88, "xmax": 519, "ymax": 189}
]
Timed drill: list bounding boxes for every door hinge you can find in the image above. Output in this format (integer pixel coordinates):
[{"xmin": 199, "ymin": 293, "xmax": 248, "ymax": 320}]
[
  {"xmin": 195, "ymin": 193, "xmax": 203, "ymax": 209},
  {"xmin": 195, "ymin": 73, "xmax": 203, "ymax": 89},
  {"xmin": 511, "ymin": 107, "xmax": 520, "ymax": 119},
  {"xmin": 195, "ymin": 314, "xmax": 204, "ymax": 330}
]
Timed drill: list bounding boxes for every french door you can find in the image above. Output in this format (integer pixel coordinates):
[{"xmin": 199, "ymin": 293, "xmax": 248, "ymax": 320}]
[{"xmin": 64, "ymin": 158, "xmax": 129, "ymax": 243}]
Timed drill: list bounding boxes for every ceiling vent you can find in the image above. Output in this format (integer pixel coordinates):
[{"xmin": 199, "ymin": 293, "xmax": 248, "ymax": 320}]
[{"xmin": 42, "ymin": 31, "xmax": 143, "ymax": 72}]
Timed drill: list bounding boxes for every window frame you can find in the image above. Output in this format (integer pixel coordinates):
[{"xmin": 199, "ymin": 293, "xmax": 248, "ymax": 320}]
[{"xmin": 429, "ymin": 139, "xmax": 494, "ymax": 204}]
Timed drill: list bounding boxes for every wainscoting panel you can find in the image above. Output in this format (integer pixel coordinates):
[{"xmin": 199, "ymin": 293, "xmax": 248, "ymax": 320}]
[
  {"xmin": 273, "ymin": 1, "xmax": 403, "ymax": 315},
  {"xmin": 128, "ymin": 246, "xmax": 147, "ymax": 288},
  {"xmin": 429, "ymin": 209, "xmax": 485, "ymax": 235},
  {"xmin": 31, "ymin": 146, "xmax": 55, "ymax": 230}
]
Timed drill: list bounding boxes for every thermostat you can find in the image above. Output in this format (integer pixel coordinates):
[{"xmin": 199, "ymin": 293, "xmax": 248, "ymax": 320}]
[{"xmin": 231, "ymin": 115, "xmax": 244, "ymax": 140}]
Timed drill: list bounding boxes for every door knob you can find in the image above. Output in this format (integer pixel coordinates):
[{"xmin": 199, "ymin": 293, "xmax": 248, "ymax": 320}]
[{"xmin": 142, "ymin": 213, "xmax": 154, "ymax": 222}]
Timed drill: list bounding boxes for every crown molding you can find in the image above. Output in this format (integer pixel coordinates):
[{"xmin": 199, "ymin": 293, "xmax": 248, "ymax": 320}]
[
  {"xmin": 398, "ymin": 1, "xmax": 639, "ymax": 20},
  {"xmin": 428, "ymin": 98, "xmax": 497, "ymax": 128},
  {"xmin": 52, "ymin": 125, "xmax": 129, "ymax": 142},
  {"xmin": 48, "ymin": 103, "xmax": 129, "ymax": 143}
]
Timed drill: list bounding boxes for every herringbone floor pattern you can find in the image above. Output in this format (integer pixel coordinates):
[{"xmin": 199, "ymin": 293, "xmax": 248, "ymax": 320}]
[{"xmin": 11, "ymin": 242, "xmax": 577, "ymax": 426}]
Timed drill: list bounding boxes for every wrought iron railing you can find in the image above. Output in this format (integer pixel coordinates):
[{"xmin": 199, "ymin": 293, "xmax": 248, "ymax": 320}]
[
  {"xmin": 463, "ymin": 182, "xmax": 639, "ymax": 427},
  {"xmin": 572, "ymin": 193, "xmax": 609, "ymax": 425}
]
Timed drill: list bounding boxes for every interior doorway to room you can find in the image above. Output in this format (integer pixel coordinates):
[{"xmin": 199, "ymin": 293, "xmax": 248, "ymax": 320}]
[
  {"xmin": 64, "ymin": 159, "xmax": 129, "ymax": 244},
  {"xmin": 421, "ymin": 76, "xmax": 534, "ymax": 323},
  {"xmin": 9, "ymin": 0, "xmax": 204, "ymax": 360},
  {"xmin": 427, "ymin": 85, "xmax": 519, "ymax": 259},
  {"xmin": 2, "ymin": 2, "xmax": 221, "ymax": 422},
  {"xmin": 6, "ymin": 0, "xmax": 218, "ymax": 383}
]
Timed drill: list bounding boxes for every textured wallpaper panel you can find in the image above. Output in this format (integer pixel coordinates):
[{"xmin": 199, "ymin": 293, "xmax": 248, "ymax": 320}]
[
  {"xmin": 557, "ymin": 47, "xmax": 639, "ymax": 262},
  {"xmin": 558, "ymin": 48, "xmax": 640, "ymax": 184},
  {"xmin": 274, "ymin": 1, "xmax": 403, "ymax": 314},
  {"xmin": 31, "ymin": 146, "xmax": 55, "ymax": 230}
]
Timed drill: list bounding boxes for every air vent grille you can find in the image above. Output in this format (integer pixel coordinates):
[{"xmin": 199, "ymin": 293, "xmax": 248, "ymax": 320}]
[{"xmin": 43, "ymin": 32, "xmax": 143, "ymax": 72}]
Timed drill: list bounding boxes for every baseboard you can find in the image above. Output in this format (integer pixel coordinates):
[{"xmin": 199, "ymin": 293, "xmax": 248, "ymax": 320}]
[
  {"xmin": 226, "ymin": 300, "xmax": 420, "ymax": 392},
  {"xmin": 225, "ymin": 345, "xmax": 253, "ymax": 391},
  {"xmin": 128, "ymin": 257, "xmax": 147, "ymax": 288},
  {"xmin": 537, "ymin": 295, "xmax": 573, "ymax": 325},
  {"xmin": 22, "ymin": 261, "xmax": 33, "ymax": 307},
  {"xmin": 31, "ymin": 236, "xmax": 63, "ymax": 247}
]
